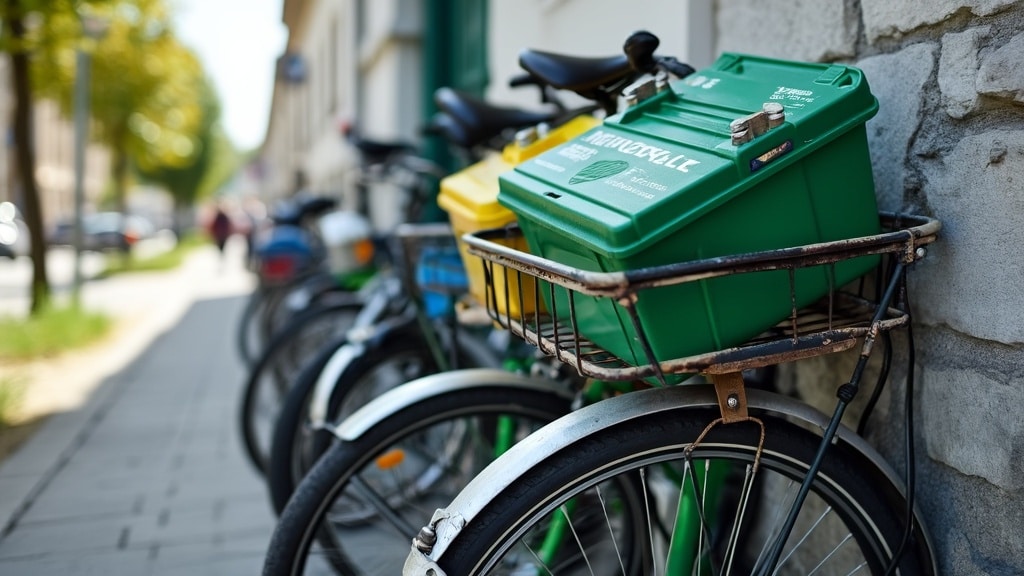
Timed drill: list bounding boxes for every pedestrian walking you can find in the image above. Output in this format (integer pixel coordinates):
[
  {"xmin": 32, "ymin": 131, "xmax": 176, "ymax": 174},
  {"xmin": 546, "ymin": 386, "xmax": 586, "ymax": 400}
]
[{"xmin": 209, "ymin": 203, "xmax": 233, "ymax": 255}]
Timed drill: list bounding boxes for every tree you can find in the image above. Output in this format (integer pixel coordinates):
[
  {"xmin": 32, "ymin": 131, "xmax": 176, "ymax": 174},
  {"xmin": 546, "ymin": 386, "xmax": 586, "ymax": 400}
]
[
  {"xmin": 136, "ymin": 76, "xmax": 239, "ymax": 234},
  {"xmin": 0, "ymin": 0, "xmax": 65, "ymax": 313},
  {"xmin": 33, "ymin": 0, "xmax": 205, "ymax": 221}
]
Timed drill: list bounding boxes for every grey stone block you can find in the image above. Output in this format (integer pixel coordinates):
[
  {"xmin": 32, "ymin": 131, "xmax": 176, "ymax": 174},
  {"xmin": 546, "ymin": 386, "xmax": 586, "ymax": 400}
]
[
  {"xmin": 977, "ymin": 32, "xmax": 1024, "ymax": 103},
  {"xmin": 915, "ymin": 129, "xmax": 1024, "ymax": 344},
  {"xmin": 862, "ymin": 0, "xmax": 1016, "ymax": 43},
  {"xmin": 715, "ymin": 0, "xmax": 856, "ymax": 62},
  {"xmin": 0, "ymin": 514, "xmax": 127, "ymax": 559},
  {"xmin": 939, "ymin": 27, "xmax": 991, "ymax": 118},
  {"xmin": 857, "ymin": 43, "xmax": 937, "ymax": 211},
  {"xmin": 0, "ymin": 548, "xmax": 152, "ymax": 576},
  {"xmin": 921, "ymin": 364, "xmax": 1024, "ymax": 490}
]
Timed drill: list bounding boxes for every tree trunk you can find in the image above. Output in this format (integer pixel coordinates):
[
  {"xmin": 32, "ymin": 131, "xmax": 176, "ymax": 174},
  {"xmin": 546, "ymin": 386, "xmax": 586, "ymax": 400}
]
[{"xmin": 6, "ymin": 1, "xmax": 50, "ymax": 313}]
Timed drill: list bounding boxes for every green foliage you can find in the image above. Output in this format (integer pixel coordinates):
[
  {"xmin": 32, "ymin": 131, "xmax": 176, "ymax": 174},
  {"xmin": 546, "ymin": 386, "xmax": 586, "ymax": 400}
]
[
  {"xmin": 98, "ymin": 231, "xmax": 205, "ymax": 276},
  {"xmin": 28, "ymin": 0, "xmax": 212, "ymax": 208},
  {"xmin": 0, "ymin": 306, "xmax": 112, "ymax": 360},
  {"xmin": 0, "ymin": 376, "xmax": 26, "ymax": 428},
  {"xmin": 136, "ymin": 78, "xmax": 240, "ymax": 208}
]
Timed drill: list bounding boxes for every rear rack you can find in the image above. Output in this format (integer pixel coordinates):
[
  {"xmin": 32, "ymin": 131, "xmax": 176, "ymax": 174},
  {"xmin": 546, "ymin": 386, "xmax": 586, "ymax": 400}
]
[{"xmin": 463, "ymin": 212, "xmax": 940, "ymax": 382}]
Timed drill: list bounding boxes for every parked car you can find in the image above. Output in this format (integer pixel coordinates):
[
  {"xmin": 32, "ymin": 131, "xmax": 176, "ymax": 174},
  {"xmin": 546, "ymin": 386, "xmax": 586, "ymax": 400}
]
[
  {"xmin": 0, "ymin": 201, "xmax": 29, "ymax": 259},
  {"xmin": 48, "ymin": 212, "xmax": 155, "ymax": 252}
]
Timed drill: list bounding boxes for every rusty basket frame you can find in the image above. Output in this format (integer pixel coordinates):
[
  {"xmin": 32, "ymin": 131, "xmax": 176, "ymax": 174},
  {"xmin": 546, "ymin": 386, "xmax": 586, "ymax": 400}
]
[{"xmin": 462, "ymin": 212, "xmax": 940, "ymax": 384}]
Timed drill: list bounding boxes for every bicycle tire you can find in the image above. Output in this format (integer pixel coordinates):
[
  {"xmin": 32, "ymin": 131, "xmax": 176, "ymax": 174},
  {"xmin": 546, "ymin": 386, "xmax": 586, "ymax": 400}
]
[
  {"xmin": 263, "ymin": 381, "xmax": 574, "ymax": 576},
  {"xmin": 239, "ymin": 300, "xmax": 363, "ymax": 474},
  {"xmin": 260, "ymin": 272, "xmax": 351, "ymax": 347},
  {"xmin": 237, "ymin": 288, "xmax": 271, "ymax": 366},
  {"xmin": 266, "ymin": 326, "xmax": 499, "ymax": 515},
  {"xmin": 428, "ymin": 387, "xmax": 936, "ymax": 575}
]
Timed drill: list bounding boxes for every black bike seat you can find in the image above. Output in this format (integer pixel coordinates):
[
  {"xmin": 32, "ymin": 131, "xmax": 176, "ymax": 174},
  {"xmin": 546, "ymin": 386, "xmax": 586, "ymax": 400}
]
[
  {"xmin": 423, "ymin": 112, "xmax": 477, "ymax": 150},
  {"xmin": 518, "ymin": 49, "xmax": 632, "ymax": 93},
  {"xmin": 434, "ymin": 87, "xmax": 558, "ymax": 147},
  {"xmin": 351, "ymin": 138, "xmax": 416, "ymax": 164},
  {"xmin": 271, "ymin": 192, "xmax": 338, "ymax": 225}
]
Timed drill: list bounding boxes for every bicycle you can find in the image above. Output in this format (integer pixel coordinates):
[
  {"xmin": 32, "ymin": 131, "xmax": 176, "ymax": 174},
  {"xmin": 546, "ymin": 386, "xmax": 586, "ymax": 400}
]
[
  {"xmin": 240, "ymin": 136, "xmax": 483, "ymax": 476},
  {"xmin": 237, "ymin": 192, "xmax": 353, "ymax": 367},
  {"xmin": 268, "ymin": 33, "xmax": 942, "ymax": 575},
  {"xmin": 397, "ymin": 211, "xmax": 939, "ymax": 575},
  {"xmin": 260, "ymin": 31, "xmax": 698, "ymax": 575},
  {"xmin": 261, "ymin": 38, "xmax": 664, "ymax": 516},
  {"xmin": 260, "ymin": 59, "xmax": 614, "ymax": 510}
]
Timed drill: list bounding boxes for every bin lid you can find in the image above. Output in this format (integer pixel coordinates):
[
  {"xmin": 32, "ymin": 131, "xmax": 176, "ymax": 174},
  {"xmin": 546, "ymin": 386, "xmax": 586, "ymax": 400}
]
[
  {"xmin": 438, "ymin": 153, "xmax": 516, "ymax": 227},
  {"xmin": 498, "ymin": 53, "xmax": 879, "ymax": 258},
  {"xmin": 439, "ymin": 115, "xmax": 603, "ymax": 229}
]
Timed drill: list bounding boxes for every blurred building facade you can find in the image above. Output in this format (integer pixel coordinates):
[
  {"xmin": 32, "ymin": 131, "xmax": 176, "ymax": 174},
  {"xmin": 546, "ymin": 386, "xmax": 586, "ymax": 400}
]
[
  {"xmin": 258, "ymin": 0, "xmax": 709, "ymax": 229},
  {"xmin": 257, "ymin": 2, "xmax": 1024, "ymax": 574}
]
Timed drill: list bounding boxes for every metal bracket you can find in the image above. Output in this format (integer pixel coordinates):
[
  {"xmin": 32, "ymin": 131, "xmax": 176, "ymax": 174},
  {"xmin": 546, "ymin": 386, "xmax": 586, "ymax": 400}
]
[
  {"xmin": 402, "ymin": 544, "xmax": 448, "ymax": 576},
  {"xmin": 708, "ymin": 372, "xmax": 749, "ymax": 423}
]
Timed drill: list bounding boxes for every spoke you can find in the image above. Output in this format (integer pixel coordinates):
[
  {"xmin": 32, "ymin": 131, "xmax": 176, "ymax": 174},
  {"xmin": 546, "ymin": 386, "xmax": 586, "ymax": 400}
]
[
  {"xmin": 596, "ymin": 484, "xmax": 628, "ymax": 576},
  {"xmin": 641, "ymin": 468, "xmax": 662, "ymax": 576},
  {"xmin": 697, "ymin": 460, "xmax": 708, "ymax": 576},
  {"xmin": 348, "ymin": 474, "xmax": 420, "ymax": 538},
  {"xmin": 723, "ymin": 464, "xmax": 756, "ymax": 576},
  {"xmin": 807, "ymin": 533, "xmax": 854, "ymax": 576},
  {"xmin": 521, "ymin": 540, "xmax": 556, "ymax": 576},
  {"xmin": 560, "ymin": 503, "xmax": 597, "ymax": 576},
  {"xmin": 682, "ymin": 453, "xmax": 715, "ymax": 572},
  {"xmin": 753, "ymin": 478, "xmax": 798, "ymax": 572},
  {"xmin": 665, "ymin": 459, "xmax": 688, "ymax": 576},
  {"xmin": 843, "ymin": 560, "xmax": 869, "ymax": 575},
  {"xmin": 772, "ymin": 505, "xmax": 834, "ymax": 575}
]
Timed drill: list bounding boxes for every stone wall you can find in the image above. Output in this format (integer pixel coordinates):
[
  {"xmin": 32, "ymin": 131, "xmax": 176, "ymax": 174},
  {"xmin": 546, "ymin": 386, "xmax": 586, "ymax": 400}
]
[{"xmin": 716, "ymin": 1, "xmax": 1024, "ymax": 574}]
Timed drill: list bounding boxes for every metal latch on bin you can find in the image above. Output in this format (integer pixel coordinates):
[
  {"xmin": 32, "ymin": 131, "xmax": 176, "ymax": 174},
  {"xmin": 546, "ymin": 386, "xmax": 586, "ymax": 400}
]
[
  {"xmin": 623, "ymin": 71, "xmax": 671, "ymax": 107},
  {"xmin": 730, "ymin": 103, "xmax": 786, "ymax": 145}
]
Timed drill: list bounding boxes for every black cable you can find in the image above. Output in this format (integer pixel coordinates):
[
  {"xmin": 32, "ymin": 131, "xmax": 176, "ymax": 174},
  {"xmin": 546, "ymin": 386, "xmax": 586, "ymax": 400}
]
[
  {"xmin": 884, "ymin": 266, "xmax": 917, "ymax": 575},
  {"xmin": 857, "ymin": 330, "xmax": 892, "ymax": 436}
]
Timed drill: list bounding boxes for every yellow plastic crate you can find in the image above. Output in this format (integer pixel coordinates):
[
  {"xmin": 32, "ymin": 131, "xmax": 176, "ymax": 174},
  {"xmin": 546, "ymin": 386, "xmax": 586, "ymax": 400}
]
[{"xmin": 439, "ymin": 115, "xmax": 599, "ymax": 316}]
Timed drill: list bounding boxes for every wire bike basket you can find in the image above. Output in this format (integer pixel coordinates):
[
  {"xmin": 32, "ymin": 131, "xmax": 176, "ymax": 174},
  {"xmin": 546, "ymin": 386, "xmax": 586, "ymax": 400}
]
[
  {"xmin": 393, "ymin": 223, "xmax": 469, "ymax": 320},
  {"xmin": 463, "ymin": 212, "xmax": 940, "ymax": 384}
]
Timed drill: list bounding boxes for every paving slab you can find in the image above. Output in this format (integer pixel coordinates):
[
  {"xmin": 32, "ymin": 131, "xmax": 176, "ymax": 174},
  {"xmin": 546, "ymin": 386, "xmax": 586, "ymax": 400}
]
[{"xmin": 0, "ymin": 239, "xmax": 275, "ymax": 575}]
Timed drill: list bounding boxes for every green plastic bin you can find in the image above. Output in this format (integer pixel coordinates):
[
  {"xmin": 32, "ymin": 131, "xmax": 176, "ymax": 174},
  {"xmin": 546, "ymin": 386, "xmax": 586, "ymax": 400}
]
[{"xmin": 497, "ymin": 53, "xmax": 882, "ymax": 369}]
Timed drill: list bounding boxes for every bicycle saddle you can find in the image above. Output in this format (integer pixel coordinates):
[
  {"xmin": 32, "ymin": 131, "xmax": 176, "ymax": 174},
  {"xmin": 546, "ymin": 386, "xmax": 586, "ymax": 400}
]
[
  {"xmin": 423, "ymin": 111, "xmax": 477, "ymax": 150},
  {"xmin": 434, "ymin": 87, "xmax": 558, "ymax": 148},
  {"xmin": 517, "ymin": 50, "xmax": 632, "ymax": 94},
  {"xmin": 271, "ymin": 194, "xmax": 337, "ymax": 226},
  {"xmin": 350, "ymin": 137, "xmax": 416, "ymax": 165}
]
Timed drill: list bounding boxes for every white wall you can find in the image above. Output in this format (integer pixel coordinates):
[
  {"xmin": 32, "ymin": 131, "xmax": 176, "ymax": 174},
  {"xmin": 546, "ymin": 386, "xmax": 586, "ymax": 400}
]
[{"xmin": 486, "ymin": 0, "xmax": 713, "ymax": 110}]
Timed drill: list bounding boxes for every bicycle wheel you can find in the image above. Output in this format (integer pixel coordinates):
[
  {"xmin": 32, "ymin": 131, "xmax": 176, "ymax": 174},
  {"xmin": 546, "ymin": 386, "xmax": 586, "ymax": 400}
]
[
  {"xmin": 263, "ymin": 378, "xmax": 574, "ymax": 576},
  {"xmin": 240, "ymin": 300, "xmax": 363, "ymax": 474},
  {"xmin": 425, "ymin": 386, "xmax": 935, "ymax": 576},
  {"xmin": 267, "ymin": 326, "xmax": 499, "ymax": 515},
  {"xmin": 237, "ymin": 287, "xmax": 271, "ymax": 366}
]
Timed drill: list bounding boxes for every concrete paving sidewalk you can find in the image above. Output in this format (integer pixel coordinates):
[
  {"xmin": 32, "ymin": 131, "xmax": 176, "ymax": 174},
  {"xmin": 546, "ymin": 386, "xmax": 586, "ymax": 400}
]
[{"xmin": 0, "ymin": 238, "xmax": 276, "ymax": 575}]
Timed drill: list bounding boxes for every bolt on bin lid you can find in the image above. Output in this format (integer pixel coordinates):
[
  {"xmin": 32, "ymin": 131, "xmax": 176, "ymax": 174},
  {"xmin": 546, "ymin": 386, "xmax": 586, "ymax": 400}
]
[{"xmin": 497, "ymin": 53, "xmax": 879, "ymax": 259}]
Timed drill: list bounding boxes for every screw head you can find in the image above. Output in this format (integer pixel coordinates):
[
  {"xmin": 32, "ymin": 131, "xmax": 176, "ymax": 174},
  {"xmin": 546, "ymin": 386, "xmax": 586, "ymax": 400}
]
[
  {"xmin": 414, "ymin": 526, "xmax": 437, "ymax": 553},
  {"xmin": 915, "ymin": 247, "xmax": 927, "ymax": 259},
  {"xmin": 727, "ymin": 394, "xmax": 739, "ymax": 410}
]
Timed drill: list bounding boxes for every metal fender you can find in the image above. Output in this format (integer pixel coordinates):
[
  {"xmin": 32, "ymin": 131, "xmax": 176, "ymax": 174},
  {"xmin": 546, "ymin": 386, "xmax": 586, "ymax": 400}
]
[
  {"xmin": 307, "ymin": 316, "xmax": 416, "ymax": 427},
  {"xmin": 407, "ymin": 384, "xmax": 931, "ymax": 570},
  {"xmin": 307, "ymin": 340, "xmax": 364, "ymax": 426},
  {"xmin": 331, "ymin": 368, "xmax": 572, "ymax": 441}
]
